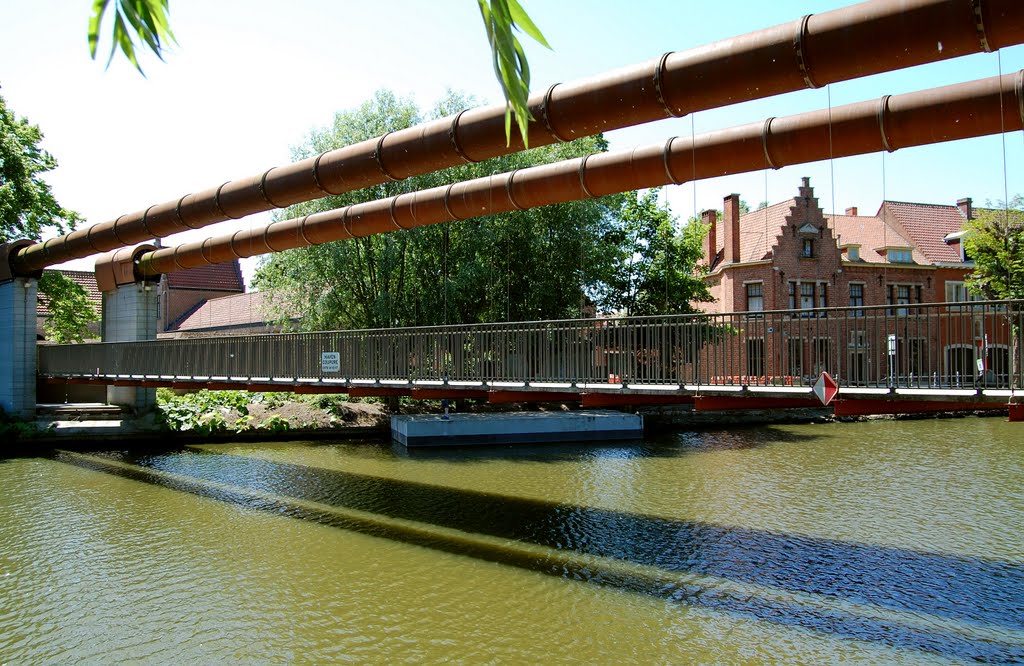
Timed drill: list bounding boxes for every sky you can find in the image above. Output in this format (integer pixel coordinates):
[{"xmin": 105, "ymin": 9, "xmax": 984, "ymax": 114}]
[{"xmin": 2, "ymin": 0, "xmax": 1022, "ymax": 286}]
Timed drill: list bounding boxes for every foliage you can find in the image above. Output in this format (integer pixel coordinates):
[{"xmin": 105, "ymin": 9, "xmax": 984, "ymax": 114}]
[
  {"xmin": 0, "ymin": 94, "xmax": 81, "ymax": 243},
  {"xmin": 963, "ymin": 195, "xmax": 1024, "ymax": 300},
  {"xmin": 0, "ymin": 406, "xmax": 50, "ymax": 441},
  {"xmin": 1, "ymin": 94, "xmax": 99, "ymax": 341},
  {"xmin": 596, "ymin": 189, "xmax": 712, "ymax": 316},
  {"xmin": 38, "ymin": 272, "xmax": 100, "ymax": 342},
  {"xmin": 255, "ymin": 89, "xmax": 638, "ymax": 330},
  {"xmin": 85, "ymin": 0, "xmax": 543, "ymax": 147},
  {"xmin": 155, "ymin": 389, "xmax": 250, "ymax": 434},
  {"xmin": 476, "ymin": 0, "xmax": 550, "ymax": 147},
  {"xmin": 258, "ymin": 415, "xmax": 291, "ymax": 433},
  {"xmin": 88, "ymin": 0, "xmax": 176, "ymax": 74}
]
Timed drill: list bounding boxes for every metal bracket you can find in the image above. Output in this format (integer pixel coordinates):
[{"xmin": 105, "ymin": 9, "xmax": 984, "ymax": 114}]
[
  {"xmin": 448, "ymin": 110, "xmax": 480, "ymax": 163},
  {"xmin": 794, "ymin": 14, "xmax": 820, "ymax": 89},
  {"xmin": 761, "ymin": 117, "xmax": 779, "ymax": 169},
  {"xmin": 653, "ymin": 52, "xmax": 686, "ymax": 118},
  {"xmin": 374, "ymin": 132, "xmax": 402, "ymax": 181},
  {"xmin": 877, "ymin": 95, "xmax": 895, "ymax": 152}
]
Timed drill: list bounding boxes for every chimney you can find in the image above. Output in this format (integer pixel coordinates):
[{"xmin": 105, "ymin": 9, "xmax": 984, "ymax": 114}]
[
  {"xmin": 798, "ymin": 176, "xmax": 814, "ymax": 201},
  {"xmin": 723, "ymin": 194, "xmax": 741, "ymax": 264},
  {"xmin": 845, "ymin": 206, "xmax": 858, "ymax": 216},
  {"xmin": 701, "ymin": 209, "xmax": 717, "ymax": 266},
  {"xmin": 957, "ymin": 197, "xmax": 972, "ymax": 220}
]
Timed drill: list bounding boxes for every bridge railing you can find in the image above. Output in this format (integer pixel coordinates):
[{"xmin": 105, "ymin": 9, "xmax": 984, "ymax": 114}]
[{"xmin": 38, "ymin": 300, "xmax": 1023, "ymax": 391}]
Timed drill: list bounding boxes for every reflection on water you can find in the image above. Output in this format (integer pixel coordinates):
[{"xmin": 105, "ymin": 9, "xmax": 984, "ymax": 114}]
[{"xmin": 1, "ymin": 417, "xmax": 1022, "ymax": 662}]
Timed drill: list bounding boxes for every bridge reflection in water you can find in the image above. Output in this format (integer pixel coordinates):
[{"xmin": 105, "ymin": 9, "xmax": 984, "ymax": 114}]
[{"xmin": 39, "ymin": 300, "xmax": 1023, "ymax": 414}]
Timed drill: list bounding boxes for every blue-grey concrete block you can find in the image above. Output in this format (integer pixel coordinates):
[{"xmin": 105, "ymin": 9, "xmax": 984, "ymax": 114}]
[{"xmin": 392, "ymin": 410, "xmax": 643, "ymax": 447}]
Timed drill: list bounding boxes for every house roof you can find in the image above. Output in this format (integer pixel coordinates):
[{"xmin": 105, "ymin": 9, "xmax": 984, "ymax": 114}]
[
  {"xmin": 877, "ymin": 201, "xmax": 966, "ymax": 264},
  {"xmin": 713, "ymin": 183, "xmax": 967, "ymax": 268},
  {"xmin": 164, "ymin": 260, "xmax": 245, "ymax": 292},
  {"xmin": 37, "ymin": 270, "xmax": 101, "ymax": 317},
  {"xmin": 173, "ymin": 291, "xmax": 287, "ymax": 331},
  {"xmin": 830, "ymin": 213, "xmax": 920, "ymax": 264}
]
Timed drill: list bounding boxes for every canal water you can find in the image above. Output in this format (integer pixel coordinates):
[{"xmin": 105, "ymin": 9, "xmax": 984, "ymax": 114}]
[{"xmin": 1, "ymin": 417, "xmax": 1021, "ymax": 663}]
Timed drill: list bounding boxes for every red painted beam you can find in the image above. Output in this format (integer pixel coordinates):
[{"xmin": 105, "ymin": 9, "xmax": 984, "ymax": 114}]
[
  {"xmin": 695, "ymin": 396, "xmax": 823, "ymax": 411},
  {"xmin": 245, "ymin": 382, "xmax": 301, "ymax": 393},
  {"xmin": 411, "ymin": 388, "xmax": 489, "ymax": 400},
  {"xmin": 348, "ymin": 386, "xmax": 412, "ymax": 398},
  {"xmin": 582, "ymin": 393, "xmax": 694, "ymax": 408},
  {"xmin": 1009, "ymin": 404, "xmax": 1024, "ymax": 422},
  {"xmin": 832, "ymin": 399, "xmax": 1006, "ymax": 417},
  {"xmin": 294, "ymin": 383, "xmax": 351, "ymax": 394},
  {"xmin": 207, "ymin": 381, "xmax": 246, "ymax": 390},
  {"xmin": 171, "ymin": 381, "xmax": 212, "ymax": 391},
  {"xmin": 487, "ymin": 391, "xmax": 583, "ymax": 404}
]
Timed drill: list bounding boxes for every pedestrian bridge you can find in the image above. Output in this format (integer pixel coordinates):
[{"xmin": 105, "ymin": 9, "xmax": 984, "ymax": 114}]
[{"xmin": 39, "ymin": 300, "xmax": 1023, "ymax": 419}]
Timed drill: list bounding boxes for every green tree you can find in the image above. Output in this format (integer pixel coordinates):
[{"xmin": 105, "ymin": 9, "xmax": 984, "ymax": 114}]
[
  {"xmin": 37, "ymin": 271, "xmax": 99, "ymax": 343},
  {"xmin": 1, "ymin": 93, "xmax": 98, "ymax": 341},
  {"xmin": 598, "ymin": 189, "xmax": 711, "ymax": 317},
  {"xmin": 963, "ymin": 195, "xmax": 1024, "ymax": 388},
  {"xmin": 0, "ymin": 95, "xmax": 80, "ymax": 241},
  {"xmin": 963, "ymin": 195, "xmax": 1024, "ymax": 300},
  {"xmin": 254, "ymin": 90, "xmax": 626, "ymax": 330}
]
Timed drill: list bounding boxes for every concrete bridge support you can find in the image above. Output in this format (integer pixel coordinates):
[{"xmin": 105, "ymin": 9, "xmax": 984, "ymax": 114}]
[
  {"xmin": 0, "ymin": 277, "xmax": 39, "ymax": 418},
  {"xmin": 96, "ymin": 245, "xmax": 160, "ymax": 412}
]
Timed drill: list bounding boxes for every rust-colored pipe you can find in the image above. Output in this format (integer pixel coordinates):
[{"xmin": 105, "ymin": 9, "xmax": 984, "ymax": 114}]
[
  {"xmin": 137, "ymin": 71, "xmax": 1024, "ymax": 277},
  {"xmin": 10, "ymin": 0, "xmax": 1024, "ymax": 276}
]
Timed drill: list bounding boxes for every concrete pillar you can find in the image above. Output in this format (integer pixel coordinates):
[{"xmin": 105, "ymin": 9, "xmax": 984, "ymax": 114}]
[
  {"xmin": 102, "ymin": 281, "xmax": 159, "ymax": 411},
  {"xmin": 0, "ymin": 277, "xmax": 38, "ymax": 418}
]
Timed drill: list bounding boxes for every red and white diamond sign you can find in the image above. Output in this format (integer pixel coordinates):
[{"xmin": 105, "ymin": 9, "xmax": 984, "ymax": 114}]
[{"xmin": 813, "ymin": 371, "xmax": 838, "ymax": 406}]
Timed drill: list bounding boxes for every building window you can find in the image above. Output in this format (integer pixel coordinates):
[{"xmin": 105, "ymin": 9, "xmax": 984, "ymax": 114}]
[
  {"xmin": 847, "ymin": 246, "xmax": 861, "ymax": 261},
  {"xmin": 800, "ymin": 282, "xmax": 815, "ymax": 309},
  {"xmin": 945, "ymin": 281, "xmax": 983, "ymax": 309},
  {"xmin": 887, "ymin": 248, "xmax": 913, "ymax": 263},
  {"xmin": 802, "ymin": 238, "xmax": 814, "ymax": 258},
  {"xmin": 886, "ymin": 283, "xmax": 921, "ymax": 316},
  {"xmin": 746, "ymin": 282, "xmax": 764, "ymax": 314},
  {"xmin": 849, "ymin": 283, "xmax": 864, "ymax": 317},
  {"xmin": 788, "ymin": 280, "xmax": 828, "ymax": 316}
]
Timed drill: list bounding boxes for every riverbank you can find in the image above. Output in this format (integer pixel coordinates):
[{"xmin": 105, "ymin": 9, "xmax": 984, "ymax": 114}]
[{"xmin": 9, "ymin": 388, "xmax": 1010, "ymax": 449}]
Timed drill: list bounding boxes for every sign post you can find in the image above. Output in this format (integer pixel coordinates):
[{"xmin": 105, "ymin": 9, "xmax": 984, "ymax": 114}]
[{"xmin": 813, "ymin": 371, "xmax": 838, "ymax": 406}]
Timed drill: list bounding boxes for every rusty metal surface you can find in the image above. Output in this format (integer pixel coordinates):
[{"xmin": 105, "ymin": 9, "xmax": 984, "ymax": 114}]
[
  {"xmin": 10, "ymin": 0, "xmax": 1024, "ymax": 276},
  {"xmin": 94, "ymin": 245, "xmax": 157, "ymax": 292},
  {"xmin": 136, "ymin": 71, "xmax": 1024, "ymax": 277}
]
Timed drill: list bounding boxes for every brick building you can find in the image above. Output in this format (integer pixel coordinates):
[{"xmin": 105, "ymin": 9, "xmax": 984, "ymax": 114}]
[{"xmin": 698, "ymin": 177, "xmax": 1008, "ymax": 386}]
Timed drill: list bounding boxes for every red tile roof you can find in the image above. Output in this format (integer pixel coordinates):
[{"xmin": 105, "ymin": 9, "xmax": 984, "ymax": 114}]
[
  {"xmin": 173, "ymin": 291, "xmax": 287, "ymax": 331},
  {"xmin": 878, "ymin": 201, "xmax": 966, "ymax": 264},
  {"xmin": 830, "ymin": 213, "xmax": 918, "ymax": 264},
  {"xmin": 714, "ymin": 184, "xmax": 966, "ymax": 269},
  {"xmin": 165, "ymin": 260, "xmax": 244, "ymax": 291}
]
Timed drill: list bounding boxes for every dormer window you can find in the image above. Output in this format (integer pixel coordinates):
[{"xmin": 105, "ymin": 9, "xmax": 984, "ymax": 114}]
[
  {"xmin": 802, "ymin": 238, "xmax": 814, "ymax": 258},
  {"xmin": 848, "ymin": 247, "xmax": 860, "ymax": 260},
  {"xmin": 887, "ymin": 248, "xmax": 913, "ymax": 263}
]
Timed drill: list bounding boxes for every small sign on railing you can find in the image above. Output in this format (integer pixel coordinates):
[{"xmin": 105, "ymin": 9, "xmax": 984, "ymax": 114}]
[{"xmin": 321, "ymin": 352, "xmax": 340, "ymax": 373}]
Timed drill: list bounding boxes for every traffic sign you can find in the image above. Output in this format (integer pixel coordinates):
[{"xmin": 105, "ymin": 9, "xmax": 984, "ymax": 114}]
[{"xmin": 813, "ymin": 371, "xmax": 838, "ymax": 406}]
